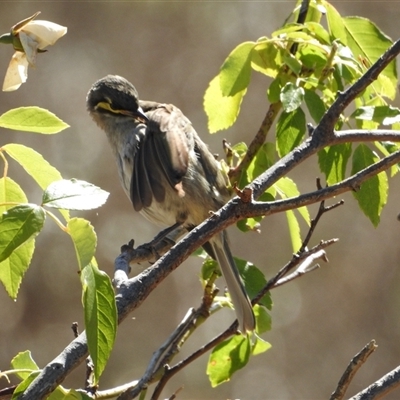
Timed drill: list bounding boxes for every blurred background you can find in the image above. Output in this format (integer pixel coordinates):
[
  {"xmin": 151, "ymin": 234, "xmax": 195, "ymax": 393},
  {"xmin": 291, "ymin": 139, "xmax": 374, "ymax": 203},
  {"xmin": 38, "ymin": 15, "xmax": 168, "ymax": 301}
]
[{"xmin": 1, "ymin": 1, "xmax": 400, "ymax": 399}]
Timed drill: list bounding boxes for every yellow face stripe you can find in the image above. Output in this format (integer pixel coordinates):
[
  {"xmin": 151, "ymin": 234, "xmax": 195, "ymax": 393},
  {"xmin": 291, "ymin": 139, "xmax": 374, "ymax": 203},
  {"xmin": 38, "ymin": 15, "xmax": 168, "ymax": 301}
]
[{"xmin": 95, "ymin": 100, "xmax": 124, "ymax": 115}]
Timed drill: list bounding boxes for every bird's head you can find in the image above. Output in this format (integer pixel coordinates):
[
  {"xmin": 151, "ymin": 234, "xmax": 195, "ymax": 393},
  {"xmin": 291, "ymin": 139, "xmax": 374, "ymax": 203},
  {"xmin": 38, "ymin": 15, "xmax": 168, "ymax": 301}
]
[{"xmin": 86, "ymin": 75, "xmax": 148, "ymax": 124}]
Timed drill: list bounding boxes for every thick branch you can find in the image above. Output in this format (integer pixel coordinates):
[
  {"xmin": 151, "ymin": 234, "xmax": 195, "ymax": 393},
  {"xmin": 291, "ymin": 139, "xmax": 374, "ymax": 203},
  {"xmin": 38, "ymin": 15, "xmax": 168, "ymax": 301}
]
[{"xmin": 348, "ymin": 365, "xmax": 400, "ymax": 400}]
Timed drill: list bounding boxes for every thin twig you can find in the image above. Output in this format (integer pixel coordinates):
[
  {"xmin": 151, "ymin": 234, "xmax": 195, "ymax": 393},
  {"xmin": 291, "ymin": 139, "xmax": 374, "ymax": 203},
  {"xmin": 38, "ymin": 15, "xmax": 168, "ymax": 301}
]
[{"xmin": 330, "ymin": 340, "xmax": 378, "ymax": 400}]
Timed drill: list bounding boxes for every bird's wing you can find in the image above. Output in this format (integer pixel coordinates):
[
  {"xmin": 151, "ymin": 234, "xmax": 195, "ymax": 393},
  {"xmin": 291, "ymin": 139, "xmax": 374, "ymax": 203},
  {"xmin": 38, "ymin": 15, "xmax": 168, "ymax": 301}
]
[{"xmin": 132, "ymin": 102, "xmax": 191, "ymax": 207}]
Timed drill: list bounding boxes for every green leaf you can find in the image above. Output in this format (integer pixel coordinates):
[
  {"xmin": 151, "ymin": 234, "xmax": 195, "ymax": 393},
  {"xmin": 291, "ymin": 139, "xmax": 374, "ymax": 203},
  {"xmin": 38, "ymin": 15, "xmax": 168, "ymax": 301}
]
[
  {"xmin": 275, "ymin": 177, "xmax": 310, "ymax": 226},
  {"xmin": 207, "ymin": 335, "xmax": 251, "ymax": 387},
  {"xmin": 42, "ymin": 179, "xmax": 109, "ymax": 210},
  {"xmin": 2, "ymin": 144, "xmax": 69, "ymax": 221},
  {"xmin": 254, "ymin": 304, "xmax": 272, "ymax": 334},
  {"xmin": 325, "ymin": 1, "xmax": 347, "ymax": 43},
  {"xmin": 352, "ymin": 106, "xmax": 400, "ymax": 126},
  {"xmin": 252, "ymin": 335, "xmax": 272, "ymax": 356},
  {"xmin": 49, "ymin": 386, "xmax": 92, "ymax": 400},
  {"xmin": 0, "ymin": 177, "xmax": 27, "ymax": 213},
  {"xmin": 219, "ymin": 41, "xmax": 255, "ymax": 96},
  {"xmin": 0, "ymin": 178, "xmax": 32, "ymax": 299},
  {"xmin": 283, "ymin": 52, "xmax": 302, "ymax": 75},
  {"xmin": 304, "ymin": 21, "xmax": 331, "ymax": 44},
  {"xmin": 68, "ymin": 218, "xmax": 97, "ymax": 270},
  {"xmin": 0, "ymin": 240, "xmax": 34, "ymax": 299},
  {"xmin": 204, "ymin": 75, "xmax": 246, "ymax": 133},
  {"xmin": 351, "ymin": 144, "xmax": 388, "ymax": 226},
  {"xmin": 280, "ymin": 82, "xmax": 304, "ymax": 113},
  {"xmin": 82, "ymin": 263, "xmax": 117, "ymax": 384},
  {"xmin": 234, "ymin": 257, "xmax": 272, "ymax": 309},
  {"xmin": 304, "ymin": 89, "xmax": 326, "ymax": 123},
  {"xmin": 12, "ymin": 371, "xmax": 40, "ymax": 400},
  {"xmin": 3, "ymin": 144, "xmax": 63, "ymax": 189},
  {"xmin": 0, "ymin": 107, "xmax": 69, "ymax": 134},
  {"xmin": 276, "ymin": 108, "xmax": 306, "ymax": 157},
  {"xmin": 0, "ymin": 204, "xmax": 45, "ymax": 263},
  {"xmin": 285, "ymin": 209, "xmax": 302, "ymax": 252},
  {"xmin": 247, "ymin": 142, "xmax": 275, "ymax": 181},
  {"xmin": 318, "ymin": 143, "xmax": 352, "ymax": 185},
  {"xmin": 11, "ymin": 350, "xmax": 39, "ymax": 379},
  {"xmin": 252, "ymin": 40, "xmax": 283, "ymax": 78},
  {"xmin": 342, "ymin": 17, "xmax": 397, "ymax": 99}
]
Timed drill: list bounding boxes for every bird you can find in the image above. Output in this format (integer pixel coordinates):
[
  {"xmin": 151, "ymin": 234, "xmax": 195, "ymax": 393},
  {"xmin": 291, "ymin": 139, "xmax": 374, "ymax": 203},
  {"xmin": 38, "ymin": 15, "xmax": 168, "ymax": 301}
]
[{"xmin": 86, "ymin": 75, "xmax": 255, "ymax": 333}]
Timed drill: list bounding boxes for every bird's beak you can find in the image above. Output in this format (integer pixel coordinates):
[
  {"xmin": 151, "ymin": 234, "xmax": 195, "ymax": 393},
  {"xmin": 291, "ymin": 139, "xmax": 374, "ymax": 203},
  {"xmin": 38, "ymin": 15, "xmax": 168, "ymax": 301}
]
[{"xmin": 120, "ymin": 106, "xmax": 149, "ymax": 123}]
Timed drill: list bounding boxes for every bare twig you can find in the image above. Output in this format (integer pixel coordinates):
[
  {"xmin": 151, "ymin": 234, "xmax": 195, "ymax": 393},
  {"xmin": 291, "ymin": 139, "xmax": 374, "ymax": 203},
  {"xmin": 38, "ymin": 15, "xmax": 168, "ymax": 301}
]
[
  {"xmin": 330, "ymin": 340, "xmax": 378, "ymax": 400},
  {"xmin": 273, "ymin": 249, "xmax": 327, "ymax": 288}
]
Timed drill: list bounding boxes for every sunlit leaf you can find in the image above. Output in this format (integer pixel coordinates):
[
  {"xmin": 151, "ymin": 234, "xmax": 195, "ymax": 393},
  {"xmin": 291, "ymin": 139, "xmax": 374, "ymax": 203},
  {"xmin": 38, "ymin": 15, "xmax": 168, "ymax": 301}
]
[
  {"xmin": 0, "ymin": 204, "xmax": 45, "ymax": 263},
  {"xmin": 318, "ymin": 143, "xmax": 352, "ymax": 185},
  {"xmin": 204, "ymin": 75, "xmax": 246, "ymax": 133},
  {"xmin": 67, "ymin": 217, "xmax": 97, "ymax": 270},
  {"xmin": 42, "ymin": 179, "xmax": 109, "ymax": 210},
  {"xmin": 280, "ymin": 82, "xmax": 304, "ymax": 113},
  {"xmin": 276, "ymin": 108, "xmax": 306, "ymax": 157},
  {"xmin": 304, "ymin": 89, "xmax": 326, "ymax": 123},
  {"xmin": 219, "ymin": 41, "xmax": 255, "ymax": 96},
  {"xmin": 207, "ymin": 335, "xmax": 251, "ymax": 387},
  {"xmin": 2, "ymin": 144, "xmax": 69, "ymax": 221},
  {"xmin": 0, "ymin": 107, "xmax": 69, "ymax": 134},
  {"xmin": 234, "ymin": 257, "xmax": 271, "ymax": 309},
  {"xmin": 0, "ymin": 240, "xmax": 34, "ymax": 299},
  {"xmin": 11, "ymin": 350, "xmax": 39, "ymax": 379},
  {"xmin": 351, "ymin": 144, "xmax": 388, "ymax": 226},
  {"xmin": 343, "ymin": 17, "xmax": 396, "ymax": 99},
  {"xmin": 82, "ymin": 263, "xmax": 117, "ymax": 384}
]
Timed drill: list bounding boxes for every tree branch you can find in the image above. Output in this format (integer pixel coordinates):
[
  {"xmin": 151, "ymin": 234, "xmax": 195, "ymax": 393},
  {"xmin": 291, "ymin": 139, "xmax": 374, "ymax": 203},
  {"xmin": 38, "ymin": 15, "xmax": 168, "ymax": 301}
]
[{"xmin": 348, "ymin": 365, "xmax": 400, "ymax": 400}]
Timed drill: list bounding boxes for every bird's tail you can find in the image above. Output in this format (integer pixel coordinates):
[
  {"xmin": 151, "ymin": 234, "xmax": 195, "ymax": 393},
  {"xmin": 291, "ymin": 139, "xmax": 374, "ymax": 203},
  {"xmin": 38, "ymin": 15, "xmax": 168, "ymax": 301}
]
[{"xmin": 211, "ymin": 231, "xmax": 256, "ymax": 333}]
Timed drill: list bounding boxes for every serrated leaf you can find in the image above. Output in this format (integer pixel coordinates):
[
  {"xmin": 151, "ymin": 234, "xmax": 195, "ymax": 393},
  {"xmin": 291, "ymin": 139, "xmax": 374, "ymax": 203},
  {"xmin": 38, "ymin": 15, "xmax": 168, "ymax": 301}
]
[
  {"xmin": 68, "ymin": 217, "xmax": 97, "ymax": 270},
  {"xmin": 342, "ymin": 17, "xmax": 397, "ymax": 99},
  {"xmin": 280, "ymin": 82, "xmax": 304, "ymax": 113},
  {"xmin": 2, "ymin": 144, "xmax": 69, "ymax": 221},
  {"xmin": 207, "ymin": 335, "xmax": 251, "ymax": 387},
  {"xmin": 220, "ymin": 41, "xmax": 255, "ymax": 96},
  {"xmin": 82, "ymin": 263, "xmax": 117, "ymax": 384},
  {"xmin": 351, "ymin": 144, "xmax": 388, "ymax": 226},
  {"xmin": 276, "ymin": 108, "xmax": 306, "ymax": 157},
  {"xmin": 0, "ymin": 107, "xmax": 69, "ymax": 134},
  {"xmin": 204, "ymin": 75, "xmax": 246, "ymax": 133},
  {"xmin": 42, "ymin": 179, "xmax": 109, "ymax": 210},
  {"xmin": 0, "ymin": 204, "xmax": 45, "ymax": 263},
  {"xmin": 318, "ymin": 143, "xmax": 352, "ymax": 185},
  {"xmin": 11, "ymin": 350, "xmax": 39, "ymax": 379},
  {"xmin": 0, "ymin": 240, "xmax": 34, "ymax": 299}
]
